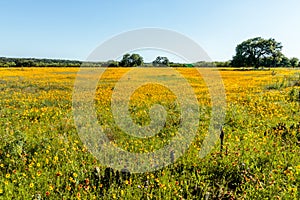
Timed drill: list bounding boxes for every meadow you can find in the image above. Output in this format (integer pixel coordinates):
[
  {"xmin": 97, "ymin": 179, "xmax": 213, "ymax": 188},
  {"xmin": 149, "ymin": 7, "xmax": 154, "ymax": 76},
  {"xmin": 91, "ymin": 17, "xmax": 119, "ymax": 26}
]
[{"xmin": 0, "ymin": 67, "xmax": 300, "ymax": 199}]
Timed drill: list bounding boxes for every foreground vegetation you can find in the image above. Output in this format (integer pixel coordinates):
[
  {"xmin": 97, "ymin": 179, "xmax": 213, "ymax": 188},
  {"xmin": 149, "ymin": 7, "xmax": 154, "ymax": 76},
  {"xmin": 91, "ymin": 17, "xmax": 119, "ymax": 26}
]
[{"xmin": 0, "ymin": 67, "xmax": 300, "ymax": 199}]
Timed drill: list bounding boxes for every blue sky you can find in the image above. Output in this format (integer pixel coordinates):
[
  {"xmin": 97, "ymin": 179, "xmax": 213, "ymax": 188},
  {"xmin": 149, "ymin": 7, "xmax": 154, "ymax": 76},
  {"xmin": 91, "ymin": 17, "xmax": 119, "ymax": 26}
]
[{"xmin": 1, "ymin": 0, "xmax": 300, "ymax": 62}]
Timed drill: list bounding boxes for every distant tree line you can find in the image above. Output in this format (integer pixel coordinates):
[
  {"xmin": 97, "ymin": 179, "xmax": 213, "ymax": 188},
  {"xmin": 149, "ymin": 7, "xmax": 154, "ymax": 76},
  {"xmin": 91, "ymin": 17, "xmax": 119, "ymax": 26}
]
[
  {"xmin": 0, "ymin": 57, "xmax": 96, "ymax": 67},
  {"xmin": 1, "ymin": 38, "xmax": 299, "ymax": 68},
  {"xmin": 0, "ymin": 55, "xmax": 201, "ymax": 68}
]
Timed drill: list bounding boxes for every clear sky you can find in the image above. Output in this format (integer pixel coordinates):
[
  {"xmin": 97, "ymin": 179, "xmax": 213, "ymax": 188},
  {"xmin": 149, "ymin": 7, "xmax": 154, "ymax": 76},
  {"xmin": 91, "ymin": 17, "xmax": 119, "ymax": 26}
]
[{"xmin": 1, "ymin": 0, "xmax": 300, "ymax": 62}]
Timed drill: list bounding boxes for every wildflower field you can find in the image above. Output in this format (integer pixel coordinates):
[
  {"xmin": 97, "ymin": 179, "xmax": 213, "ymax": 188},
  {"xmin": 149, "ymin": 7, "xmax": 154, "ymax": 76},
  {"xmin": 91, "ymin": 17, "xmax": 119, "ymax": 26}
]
[{"xmin": 0, "ymin": 67, "xmax": 300, "ymax": 199}]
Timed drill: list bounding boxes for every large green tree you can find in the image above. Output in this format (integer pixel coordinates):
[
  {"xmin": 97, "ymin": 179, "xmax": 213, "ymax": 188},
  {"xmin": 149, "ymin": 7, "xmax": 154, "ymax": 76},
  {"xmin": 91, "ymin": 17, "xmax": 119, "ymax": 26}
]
[
  {"xmin": 119, "ymin": 53, "xmax": 144, "ymax": 67},
  {"xmin": 231, "ymin": 37, "xmax": 283, "ymax": 68}
]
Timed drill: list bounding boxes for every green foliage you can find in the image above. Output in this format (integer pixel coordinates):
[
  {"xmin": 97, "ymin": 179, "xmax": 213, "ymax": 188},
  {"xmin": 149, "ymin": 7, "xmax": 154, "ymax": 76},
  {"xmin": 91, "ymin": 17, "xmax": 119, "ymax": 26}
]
[
  {"xmin": 213, "ymin": 61, "xmax": 231, "ymax": 68},
  {"xmin": 192, "ymin": 61, "xmax": 231, "ymax": 68},
  {"xmin": 119, "ymin": 53, "xmax": 144, "ymax": 67},
  {"xmin": 0, "ymin": 57, "xmax": 93, "ymax": 67},
  {"xmin": 231, "ymin": 37, "xmax": 284, "ymax": 68},
  {"xmin": 103, "ymin": 60, "xmax": 119, "ymax": 67},
  {"xmin": 279, "ymin": 56, "xmax": 291, "ymax": 67},
  {"xmin": 169, "ymin": 63, "xmax": 187, "ymax": 67},
  {"xmin": 290, "ymin": 57, "xmax": 299, "ymax": 68},
  {"xmin": 152, "ymin": 56, "xmax": 170, "ymax": 66}
]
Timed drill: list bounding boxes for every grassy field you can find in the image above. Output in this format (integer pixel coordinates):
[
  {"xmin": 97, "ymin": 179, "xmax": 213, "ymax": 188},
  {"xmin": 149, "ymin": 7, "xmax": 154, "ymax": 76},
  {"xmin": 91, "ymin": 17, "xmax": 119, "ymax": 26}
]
[{"xmin": 0, "ymin": 67, "xmax": 300, "ymax": 199}]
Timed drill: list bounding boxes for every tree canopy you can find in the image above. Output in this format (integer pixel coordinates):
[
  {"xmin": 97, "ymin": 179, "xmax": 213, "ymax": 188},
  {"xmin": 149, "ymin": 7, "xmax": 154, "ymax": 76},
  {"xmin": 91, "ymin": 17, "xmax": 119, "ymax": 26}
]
[
  {"xmin": 152, "ymin": 56, "xmax": 170, "ymax": 66},
  {"xmin": 290, "ymin": 57, "xmax": 299, "ymax": 68},
  {"xmin": 119, "ymin": 53, "xmax": 144, "ymax": 67},
  {"xmin": 231, "ymin": 37, "xmax": 284, "ymax": 68}
]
